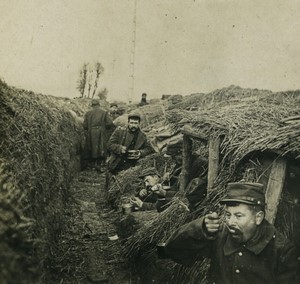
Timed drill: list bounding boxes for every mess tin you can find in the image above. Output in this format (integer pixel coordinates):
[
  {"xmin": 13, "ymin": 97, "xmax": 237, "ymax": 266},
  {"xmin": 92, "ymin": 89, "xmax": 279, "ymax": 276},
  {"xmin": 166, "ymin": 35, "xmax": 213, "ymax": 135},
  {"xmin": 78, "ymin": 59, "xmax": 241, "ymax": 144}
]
[
  {"xmin": 156, "ymin": 242, "xmax": 168, "ymax": 259},
  {"xmin": 127, "ymin": 150, "xmax": 139, "ymax": 159},
  {"xmin": 122, "ymin": 203, "xmax": 133, "ymax": 215}
]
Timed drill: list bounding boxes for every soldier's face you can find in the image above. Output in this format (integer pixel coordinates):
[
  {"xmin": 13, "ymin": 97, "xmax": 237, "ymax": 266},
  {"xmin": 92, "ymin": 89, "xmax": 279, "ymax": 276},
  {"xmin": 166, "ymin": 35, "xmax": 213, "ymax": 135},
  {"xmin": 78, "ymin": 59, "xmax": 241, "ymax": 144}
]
[
  {"xmin": 144, "ymin": 175, "xmax": 159, "ymax": 187},
  {"xmin": 111, "ymin": 106, "xmax": 117, "ymax": 112},
  {"xmin": 225, "ymin": 203, "xmax": 263, "ymax": 243},
  {"xmin": 128, "ymin": 119, "xmax": 140, "ymax": 132}
]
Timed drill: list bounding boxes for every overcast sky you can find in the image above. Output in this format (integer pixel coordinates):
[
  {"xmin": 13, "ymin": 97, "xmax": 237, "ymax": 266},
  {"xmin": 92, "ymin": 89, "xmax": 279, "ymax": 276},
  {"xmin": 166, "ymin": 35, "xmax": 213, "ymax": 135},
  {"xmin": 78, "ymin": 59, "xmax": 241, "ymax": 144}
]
[{"xmin": 0, "ymin": 0, "xmax": 299, "ymax": 102}]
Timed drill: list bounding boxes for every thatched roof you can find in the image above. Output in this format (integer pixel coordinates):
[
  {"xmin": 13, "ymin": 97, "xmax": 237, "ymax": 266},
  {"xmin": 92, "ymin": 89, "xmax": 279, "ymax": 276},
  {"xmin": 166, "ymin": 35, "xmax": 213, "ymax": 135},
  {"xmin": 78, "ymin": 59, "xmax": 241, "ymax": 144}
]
[{"xmin": 167, "ymin": 86, "xmax": 300, "ymax": 170}]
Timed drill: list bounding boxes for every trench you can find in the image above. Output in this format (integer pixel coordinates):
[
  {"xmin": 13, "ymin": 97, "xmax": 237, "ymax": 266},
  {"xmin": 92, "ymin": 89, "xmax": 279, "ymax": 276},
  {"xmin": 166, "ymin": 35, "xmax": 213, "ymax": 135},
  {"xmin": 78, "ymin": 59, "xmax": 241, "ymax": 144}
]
[
  {"xmin": 49, "ymin": 169, "xmax": 139, "ymax": 284},
  {"xmin": 0, "ymin": 83, "xmax": 167, "ymax": 284}
]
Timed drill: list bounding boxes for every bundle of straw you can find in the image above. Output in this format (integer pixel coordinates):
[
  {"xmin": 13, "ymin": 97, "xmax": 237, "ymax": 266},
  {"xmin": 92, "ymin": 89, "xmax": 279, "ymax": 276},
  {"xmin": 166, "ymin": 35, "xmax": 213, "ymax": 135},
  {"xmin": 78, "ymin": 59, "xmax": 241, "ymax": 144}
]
[{"xmin": 122, "ymin": 197, "xmax": 190, "ymax": 261}]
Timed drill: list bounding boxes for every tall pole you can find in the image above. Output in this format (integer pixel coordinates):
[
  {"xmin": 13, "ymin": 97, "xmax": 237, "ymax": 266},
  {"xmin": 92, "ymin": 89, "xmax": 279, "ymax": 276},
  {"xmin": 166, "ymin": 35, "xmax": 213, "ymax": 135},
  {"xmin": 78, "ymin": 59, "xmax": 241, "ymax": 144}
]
[
  {"xmin": 110, "ymin": 58, "xmax": 116, "ymax": 100},
  {"xmin": 128, "ymin": 0, "xmax": 137, "ymax": 104}
]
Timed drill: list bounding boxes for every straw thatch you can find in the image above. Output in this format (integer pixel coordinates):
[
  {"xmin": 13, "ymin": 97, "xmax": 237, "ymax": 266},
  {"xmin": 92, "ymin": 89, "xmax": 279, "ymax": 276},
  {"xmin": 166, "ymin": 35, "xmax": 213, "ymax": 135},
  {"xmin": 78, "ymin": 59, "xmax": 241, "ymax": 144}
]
[
  {"xmin": 0, "ymin": 80, "xmax": 85, "ymax": 283},
  {"xmin": 166, "ymin": 86, "xmax": 300, "ymax": 231},
  {"xmin": 113, "ymin": 101, "xmax": 167, "ymax": 130},
  {"xmin": 121, "ymin": 198, "xmax": 190, "ymax": 259},
  {"xmin": 167, "ymin": 87, "xmax": 300, "ymax": 172}
]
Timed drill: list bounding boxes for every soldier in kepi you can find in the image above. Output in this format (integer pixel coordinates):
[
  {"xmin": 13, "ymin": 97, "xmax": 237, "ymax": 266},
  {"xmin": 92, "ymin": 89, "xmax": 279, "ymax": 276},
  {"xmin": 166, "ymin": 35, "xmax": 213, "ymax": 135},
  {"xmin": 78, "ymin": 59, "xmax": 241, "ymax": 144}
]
[
  {"xmin": 130, "ymin": 167, "xmax": 178, "ymax": 213},
  {"xmin": 82, "ymin": 99, "xmax": 114, "ymax": 172},
  {"xmin": 163, "ymin": 182, "xmax": 300, "ymax": 284},
  {"xmin": 107, "ymin": 113, "xmax": 154, "ymax": 175}
]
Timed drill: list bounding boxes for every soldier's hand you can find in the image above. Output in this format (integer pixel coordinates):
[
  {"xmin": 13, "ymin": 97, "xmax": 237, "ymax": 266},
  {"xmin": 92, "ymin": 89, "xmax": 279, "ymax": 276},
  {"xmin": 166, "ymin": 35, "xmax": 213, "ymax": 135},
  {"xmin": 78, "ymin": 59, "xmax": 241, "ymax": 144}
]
[
  {"xmin": 204, "ymin": 212, "xmax": 221, "ymax": 233},
  {"xmin": 139, "ymin": 189, "xmax": 148, "ymax": 197},
  {"xmin": 130, "ymin": 197, "xmax": 143, "ymax": 209},
  {"xmin": 151, "ymin": 184, "xmax": 166, "ymax": 197},
  {"xmin": 120, "ymin": 146, "xmax": 127, "ymax": 154},
  {"xmin": 136, "ymin": 150, "xmax": 141, "ymax": 159},
  {"xmin": 162, "ymin": 172, "xmax": 170, "ymax": 182}
]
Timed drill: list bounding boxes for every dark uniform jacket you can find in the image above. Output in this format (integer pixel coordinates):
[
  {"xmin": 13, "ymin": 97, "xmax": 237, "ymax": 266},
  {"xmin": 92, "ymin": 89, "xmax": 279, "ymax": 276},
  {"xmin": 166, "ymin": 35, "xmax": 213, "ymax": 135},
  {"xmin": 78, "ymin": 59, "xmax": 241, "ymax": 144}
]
[
  {"xmin": 83, "ymin": 106, "xmax": 113, "ymax": 159},
  {"xmin": 139, "ymin": 184, "xmax": 178, "ymax": 213},
  {"xmin": 165, "ymin": 218, "xmax": 300, "ymax": 284},
  {"xmin": 107, "ymin": 126, "xmax": 154, "ymax": 172}
]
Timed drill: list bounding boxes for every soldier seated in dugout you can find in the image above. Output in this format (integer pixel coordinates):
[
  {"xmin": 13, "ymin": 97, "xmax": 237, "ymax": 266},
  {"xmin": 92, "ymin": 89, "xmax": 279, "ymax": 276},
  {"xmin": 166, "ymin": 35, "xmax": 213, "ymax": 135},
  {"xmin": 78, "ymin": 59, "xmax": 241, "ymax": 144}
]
[
  {"xmin": 163, "ymin": 140, "xmax": 208, "ymax": 211},
  {"xmin": 130, "ymin": 167, "xmax": 177, "ymax": 213},
  {"xmin": 129, "ymin": 139, "xmax": 209, "ymax": 212}
]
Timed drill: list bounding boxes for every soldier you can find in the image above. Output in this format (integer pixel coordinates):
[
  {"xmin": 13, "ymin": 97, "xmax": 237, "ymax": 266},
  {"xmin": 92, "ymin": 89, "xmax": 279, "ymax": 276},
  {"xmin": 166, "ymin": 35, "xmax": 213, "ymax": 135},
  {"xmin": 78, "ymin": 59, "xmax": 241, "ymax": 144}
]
[
  {"xmin": 163, "ymin": 182, "xmax": 300, "ymax": 284},
  {"xmin": 107, "ymin": 113, "xmax": 154, "ymax": 175},
  {"xmin": 139, "ymin": 93, "xmax": 148, "ymax": 106},
  {"xmin": 83, "ymin": 99, "xmax": 114, "ymax": 172},
  {"xmin": 109, "ymin": 102, "xmax": 119, "ymax": 121},
  {"xmin": 163, "ymin": 140, "xmax": 208, "ymax": 211},
  {"xmin": 130, "ymin": 167, "xmax": 177, "ymax": 213}
]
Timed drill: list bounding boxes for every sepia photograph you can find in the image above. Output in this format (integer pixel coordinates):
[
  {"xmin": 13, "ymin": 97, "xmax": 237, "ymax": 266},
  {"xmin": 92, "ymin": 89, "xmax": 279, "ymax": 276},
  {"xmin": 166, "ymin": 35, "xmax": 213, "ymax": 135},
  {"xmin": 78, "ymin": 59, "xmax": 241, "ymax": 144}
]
[{"xmin": 0, "ymin": 0, "xmax": 300, "ymax": 283}]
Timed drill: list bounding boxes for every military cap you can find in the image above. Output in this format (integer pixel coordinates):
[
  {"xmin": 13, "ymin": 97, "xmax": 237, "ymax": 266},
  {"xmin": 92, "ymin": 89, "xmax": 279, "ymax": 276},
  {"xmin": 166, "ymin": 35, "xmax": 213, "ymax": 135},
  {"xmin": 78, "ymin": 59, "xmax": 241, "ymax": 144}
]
[
  {"xmin": 110, "ymin": 102, "xmax": 118, "ymax": 107},
  {"xmin": 128, "ymin": 112, "xmax": 141, "ymax": 121},
  {"xmin": 220, "ymin": 182, "xmax": 265, "ymax": 206},
  {"xmin": 138, "ymin": 167, "xmax": 160, "ymax": 179},
  {"xmin": 91, "ymin": 99, "xmax": 100, "ymax": 106}
]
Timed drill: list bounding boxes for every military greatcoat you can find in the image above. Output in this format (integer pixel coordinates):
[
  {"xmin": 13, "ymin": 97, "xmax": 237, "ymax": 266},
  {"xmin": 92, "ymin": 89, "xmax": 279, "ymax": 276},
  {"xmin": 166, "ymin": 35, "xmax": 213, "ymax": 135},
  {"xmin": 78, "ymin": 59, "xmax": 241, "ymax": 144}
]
[{"xmin": 83, "ymin": 106, "xmax": 113, "ymax": 159}]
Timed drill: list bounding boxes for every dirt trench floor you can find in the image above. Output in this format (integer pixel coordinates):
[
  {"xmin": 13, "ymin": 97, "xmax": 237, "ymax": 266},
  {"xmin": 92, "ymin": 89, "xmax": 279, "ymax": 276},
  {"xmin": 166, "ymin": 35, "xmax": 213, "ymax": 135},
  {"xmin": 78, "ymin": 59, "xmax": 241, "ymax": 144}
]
[{"xmin": 50, "ymin": 169, "xmax": 139, "ymax": 284}]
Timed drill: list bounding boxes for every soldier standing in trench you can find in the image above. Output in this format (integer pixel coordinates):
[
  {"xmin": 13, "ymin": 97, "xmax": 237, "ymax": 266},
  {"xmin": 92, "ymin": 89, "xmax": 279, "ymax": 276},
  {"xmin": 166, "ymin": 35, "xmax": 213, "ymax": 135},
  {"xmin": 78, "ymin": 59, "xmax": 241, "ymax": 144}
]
[
  {"xmin": 163, "ymin": 182, "xmax": 300, "ymax": 284},
  {"xmin": 83, "ymin": 99, "xmax": 114, "ymax": 172}
]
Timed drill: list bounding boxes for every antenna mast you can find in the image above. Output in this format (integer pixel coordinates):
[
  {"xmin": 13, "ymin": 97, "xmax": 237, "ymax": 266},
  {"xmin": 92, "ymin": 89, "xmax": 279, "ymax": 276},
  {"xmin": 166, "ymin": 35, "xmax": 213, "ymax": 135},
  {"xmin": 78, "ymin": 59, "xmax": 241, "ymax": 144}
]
[{"xmin": 128, "ymin": 0, "xmax": 137, "ymax": 104}]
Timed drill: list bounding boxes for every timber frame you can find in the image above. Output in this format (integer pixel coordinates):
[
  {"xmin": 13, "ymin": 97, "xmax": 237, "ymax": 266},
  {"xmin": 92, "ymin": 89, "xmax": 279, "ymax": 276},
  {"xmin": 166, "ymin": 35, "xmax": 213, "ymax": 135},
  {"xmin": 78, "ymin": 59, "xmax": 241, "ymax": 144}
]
[
  {"xmin": 181, "ymin": 125, "xmax": 289, "ymax": 224},
  {"xmin": 180, "ymin": 125, "xmax": 210, "ymax": 191}
]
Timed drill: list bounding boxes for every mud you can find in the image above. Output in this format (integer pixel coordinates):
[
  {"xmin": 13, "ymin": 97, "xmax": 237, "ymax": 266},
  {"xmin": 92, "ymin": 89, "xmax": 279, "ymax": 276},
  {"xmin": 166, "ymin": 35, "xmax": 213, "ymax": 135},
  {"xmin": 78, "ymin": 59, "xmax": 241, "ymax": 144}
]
[{"xmin": 50, "ymin": 169, "xmax": 138, "ymax": 284}]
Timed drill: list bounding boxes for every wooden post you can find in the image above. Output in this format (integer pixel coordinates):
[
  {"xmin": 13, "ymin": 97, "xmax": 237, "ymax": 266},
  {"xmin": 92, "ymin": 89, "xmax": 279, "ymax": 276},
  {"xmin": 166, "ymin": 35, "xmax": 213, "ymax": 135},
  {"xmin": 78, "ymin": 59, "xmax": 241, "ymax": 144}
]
[
  {"xmin": 265, "ymin": 158, "xmax": 287, "ymax": 224},
  {"xmin": 180, "ymin": 135, "xmax": 192, "ymax": 192},
  {"xmin": 207, "ymin": 136, "xmax": 221, "ymax": 192}
]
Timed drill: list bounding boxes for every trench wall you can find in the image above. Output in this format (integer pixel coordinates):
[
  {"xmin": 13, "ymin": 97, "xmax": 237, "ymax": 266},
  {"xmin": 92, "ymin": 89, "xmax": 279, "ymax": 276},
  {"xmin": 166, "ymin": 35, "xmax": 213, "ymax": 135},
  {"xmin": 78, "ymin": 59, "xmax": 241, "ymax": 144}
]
[{"xmin": 0, "ymin": 80, "xmax": 84, "ymax": 283}]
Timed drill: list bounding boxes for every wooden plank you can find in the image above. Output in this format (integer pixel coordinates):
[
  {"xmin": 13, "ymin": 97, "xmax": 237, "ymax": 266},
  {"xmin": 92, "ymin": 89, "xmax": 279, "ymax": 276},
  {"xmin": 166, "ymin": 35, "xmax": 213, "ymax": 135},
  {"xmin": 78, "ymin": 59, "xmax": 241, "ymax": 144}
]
[
  {"xmin": 180, "ymin": 125, "xmax": 208, "ymax": 142},
  {"xmin": 265, "ymin": 158, "xmax": 287, "ymax": 224},
  {"xmin": 207, "ymin": 136, "xmax": 221, "ymax": 192},
  {"xmin": 180, "ymin": 135, "xmax": 192, "ymax": 192},
  {"xmin": 181, "ymin": 128, "xmax": 208, "ymax": 143}
]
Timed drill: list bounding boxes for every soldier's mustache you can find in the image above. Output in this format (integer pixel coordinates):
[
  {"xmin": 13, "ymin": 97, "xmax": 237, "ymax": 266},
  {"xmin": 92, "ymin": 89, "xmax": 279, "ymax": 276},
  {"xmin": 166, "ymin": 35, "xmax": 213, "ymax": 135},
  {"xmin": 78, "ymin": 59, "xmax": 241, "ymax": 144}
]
[{"xmin": 228, "ymin": 226, "xmax": 242, "ymax": 235}]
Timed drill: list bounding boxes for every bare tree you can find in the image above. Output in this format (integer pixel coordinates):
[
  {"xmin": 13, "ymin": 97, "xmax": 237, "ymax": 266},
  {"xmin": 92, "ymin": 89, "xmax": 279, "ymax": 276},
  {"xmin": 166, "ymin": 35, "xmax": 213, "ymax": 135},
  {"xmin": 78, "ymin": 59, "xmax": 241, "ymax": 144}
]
[
  {"xmin": 77, "ymin": 62, "xmax": 105, "ymax": 98},
  {"xmin": 76, "ymin": 63, "xmax": 88, "ymax": 98},
  {"xmin": 86, "ymin": 64, "xmax": 93, "ymax": 98},
  {"xmin": 91, "ymin": 62, "xmax": 104, "ymax": 98}
]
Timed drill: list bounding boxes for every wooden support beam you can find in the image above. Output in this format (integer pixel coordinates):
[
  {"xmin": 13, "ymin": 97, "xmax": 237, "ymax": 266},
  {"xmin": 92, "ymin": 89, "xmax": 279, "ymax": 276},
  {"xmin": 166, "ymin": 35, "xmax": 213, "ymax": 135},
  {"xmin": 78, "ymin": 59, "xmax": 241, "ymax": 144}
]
[
  {"xmin": 181, "ymin": 125, "xmax": 208, "ymax": 143},
  {"xmin": 207, "ymin": 136, "xmax": 221, "ymax": 192},
  {"xmin": 265, "ymin": 158, "xmax": 287, "ymax": 224},
  {"xmin": 180, "ymin": 135, "xmax": 192, "ymax": 192}
]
